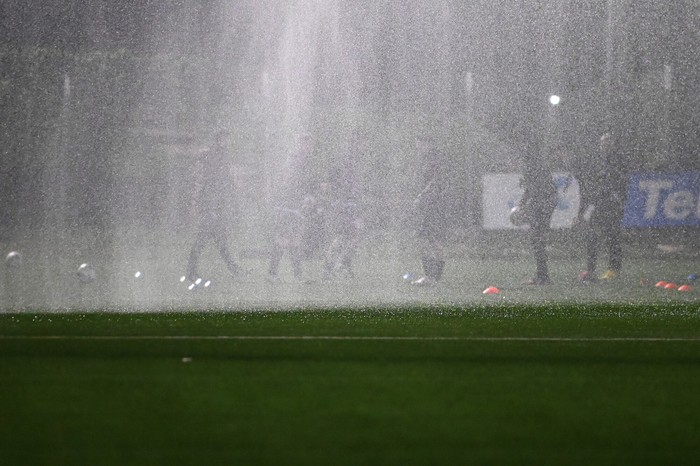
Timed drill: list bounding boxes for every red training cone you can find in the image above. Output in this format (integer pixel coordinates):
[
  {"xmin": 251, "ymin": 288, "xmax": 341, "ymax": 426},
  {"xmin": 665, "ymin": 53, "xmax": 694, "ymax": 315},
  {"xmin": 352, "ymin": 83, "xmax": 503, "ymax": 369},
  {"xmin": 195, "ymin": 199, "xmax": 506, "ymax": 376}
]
[
  {"xmin": 655, "ymin": 281, "xmax": 668, "ymax": 288},
  {"xmin": 664, "ymin": 282, "xmax": 678, "ymax": 290},
  {"xmin": 678, "ymin": 285, "xmax": 693, "ymax": 292},
  {"xmin": 482, "ymin": 286, "xmax": 501, "ymax": 295}
]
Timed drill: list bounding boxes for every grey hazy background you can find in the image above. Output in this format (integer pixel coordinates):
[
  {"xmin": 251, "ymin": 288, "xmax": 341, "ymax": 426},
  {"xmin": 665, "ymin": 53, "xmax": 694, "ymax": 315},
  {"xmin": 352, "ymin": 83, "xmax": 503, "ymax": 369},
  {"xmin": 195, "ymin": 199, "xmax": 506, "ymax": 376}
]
[{"xmin": 0, "ymin": 0, "xmax": 698, "ymax": 309}]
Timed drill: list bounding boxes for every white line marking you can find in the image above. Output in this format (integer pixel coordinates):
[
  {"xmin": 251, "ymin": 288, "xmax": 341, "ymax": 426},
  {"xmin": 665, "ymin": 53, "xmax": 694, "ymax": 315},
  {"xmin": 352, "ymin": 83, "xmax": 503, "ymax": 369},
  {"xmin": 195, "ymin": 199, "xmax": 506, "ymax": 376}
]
[{"xmin": 1, "ymin": 335, "xmax": 700, "ymax": 342}]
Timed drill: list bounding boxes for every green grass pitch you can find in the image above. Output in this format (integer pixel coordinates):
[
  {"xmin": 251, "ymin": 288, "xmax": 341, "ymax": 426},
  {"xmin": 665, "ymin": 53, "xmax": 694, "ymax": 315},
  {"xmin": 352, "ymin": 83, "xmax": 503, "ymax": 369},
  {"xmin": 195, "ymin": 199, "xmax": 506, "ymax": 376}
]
[{"xmin": 3, "ymin": 302, "xmax": 700, "ymax": 466}]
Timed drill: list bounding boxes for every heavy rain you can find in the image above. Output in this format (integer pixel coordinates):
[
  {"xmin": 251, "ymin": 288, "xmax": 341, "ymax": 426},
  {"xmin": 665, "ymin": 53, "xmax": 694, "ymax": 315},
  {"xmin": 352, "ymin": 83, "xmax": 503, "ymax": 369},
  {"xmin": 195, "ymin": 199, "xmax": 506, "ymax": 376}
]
[{"xmin": 1, "ymin": 0, "xmax": 698, "ymax": 311}]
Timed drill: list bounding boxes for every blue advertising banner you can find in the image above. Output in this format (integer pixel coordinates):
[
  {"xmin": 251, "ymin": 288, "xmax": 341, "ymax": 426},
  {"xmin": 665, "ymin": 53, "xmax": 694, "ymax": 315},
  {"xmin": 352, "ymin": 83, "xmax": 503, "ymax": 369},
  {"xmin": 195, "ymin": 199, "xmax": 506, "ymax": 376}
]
[{"xmin": 623, "ymin": 172, "xmax": 700, "ymax": 227}]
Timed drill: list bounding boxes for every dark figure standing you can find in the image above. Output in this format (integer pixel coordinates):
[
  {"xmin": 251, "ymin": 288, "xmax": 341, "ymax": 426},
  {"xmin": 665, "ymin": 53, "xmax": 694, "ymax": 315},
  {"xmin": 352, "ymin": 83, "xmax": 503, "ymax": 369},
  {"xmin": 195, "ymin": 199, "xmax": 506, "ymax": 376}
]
[
  {"xmin": 186, "ymin": 130, "xmax": 246, "ymax": 282},
  {"xmin": 411, "ymin": 135, "xmax": 450, "ymax": 286},
  {"xmin": 267, "ymin": 134, "xmax": 316, "ymax": 282},
  {"xmin": 517, "ymin": 165, "xmax": 557, "ymax": 285},
  {"xmin": 579, "ymin": 131, "xmax": 628, "ymax": 282},
  {"xmin": 321, "ymin": 144, "xmax": 364, "ymax": 281},
  {"xmin": 570, "ymin": 148, "xmax": 597, "ymax": 224}
]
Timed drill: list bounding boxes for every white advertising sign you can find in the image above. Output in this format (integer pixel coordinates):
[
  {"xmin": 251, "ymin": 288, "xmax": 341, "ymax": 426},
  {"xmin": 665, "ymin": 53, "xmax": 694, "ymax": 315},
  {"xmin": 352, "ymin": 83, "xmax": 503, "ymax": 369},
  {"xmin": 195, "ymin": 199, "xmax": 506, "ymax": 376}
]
[{"xmin": 482, "ymin": 173, "xmax": 580, "ymax": 229}]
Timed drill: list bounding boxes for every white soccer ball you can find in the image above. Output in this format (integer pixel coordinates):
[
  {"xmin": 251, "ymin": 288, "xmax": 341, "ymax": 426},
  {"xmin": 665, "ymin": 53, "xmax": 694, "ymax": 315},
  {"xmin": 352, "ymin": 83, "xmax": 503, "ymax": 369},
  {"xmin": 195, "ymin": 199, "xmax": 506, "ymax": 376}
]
[
  {"xmin": 5, "ymin": 251, "xmax": 22, "ymax": 269},
  {"xmin": 509, "ymin": 205, "xmax": 529, "ymax": 227},
  {"xmin": 77, "ymin": 263, "xmax": 96, "ymax": 283}
]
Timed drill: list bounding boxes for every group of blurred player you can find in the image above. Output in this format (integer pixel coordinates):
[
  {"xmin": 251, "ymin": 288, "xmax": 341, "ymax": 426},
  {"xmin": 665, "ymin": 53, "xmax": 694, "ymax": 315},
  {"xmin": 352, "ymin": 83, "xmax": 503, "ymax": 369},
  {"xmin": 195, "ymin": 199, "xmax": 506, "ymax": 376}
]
[
  {"xmin": 515, "ymin": 129, "xmax": 629, "ymax": 285},
  {"xmin": 185, "ymin": 127, "xmax": 628, "ymax": 288},
  {"xmin": 185, "ymin": 131, "xmax": 365, "ymax": 286},
  {"xmin": 406, "ymin": 128, "xmax": 629, "ymax": 287},
  {"xmin": 265, "ymin": 133, "xmax": 364, "ymax": 283},
  {"xmin": 408, "ymin": 127, "xmax": 629, "ymax": 287}
]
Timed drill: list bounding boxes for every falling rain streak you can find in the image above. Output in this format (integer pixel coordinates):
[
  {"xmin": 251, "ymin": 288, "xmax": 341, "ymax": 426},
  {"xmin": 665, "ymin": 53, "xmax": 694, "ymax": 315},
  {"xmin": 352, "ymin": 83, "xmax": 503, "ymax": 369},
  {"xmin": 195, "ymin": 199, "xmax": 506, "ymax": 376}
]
[{"xmin": 0, "ymin": 1, "xmax": 698, "ymax": 310}]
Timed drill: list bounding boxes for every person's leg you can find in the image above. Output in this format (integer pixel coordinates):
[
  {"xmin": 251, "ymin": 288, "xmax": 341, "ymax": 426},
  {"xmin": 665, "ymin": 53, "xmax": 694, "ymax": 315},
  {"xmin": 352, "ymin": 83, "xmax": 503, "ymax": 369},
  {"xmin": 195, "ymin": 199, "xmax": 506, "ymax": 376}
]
[
  {"xmin": 289, "ymin": 217, "xmax": 305, "ymax": 280},
  {"xmin": 186, "ymin": 227, "xmax": 209, "ymax": 281},
  {"xmin": 339, "ymin": 252, "xmax": 355, "ymax": 277},
  {"xmin": 322, "ymin": 235, "xmax": 342, "ymax": 279},
  {"xmin": 212, "ymin": 227, "xmax": 245, "ymax": 277},
  {"xmin": 336, "ymin": 220, "xmax": 362, "ymax": 278},
  {"xmin": 268, "ymin": 238, "xmax": 284, "ymax": 277},
  {"xmin": 340, "ymin": 218, "xmax": 364, "ymax": 276},
  {"xmin": 585, "ymin": 212, "xmax": 600, "ymax": 275},
  {"xmin": 430, "ymin": 239, "xmax": 445, "ymax": 281},
  {"xmin": 416, "ymin": 211, "xmax": 445, "ymax": 282},
  {"xmin": 418, "ymin": 237, "xmax": 435, "ymax": 280},
  {"xmin": 268, "ymin": 213, "xmax": 292, "ymax": 279},
  {"xmin": 529, "ymin": 202, "xmax": 552, "ymax": 284},
  {"xmin": 607, "ymin": 223, "xmax": 622, "ymax": 273},
  {"xmin": 333, "ymin": 219, "xmax": 361, "ymax": 278},
  {"xmin": 289, "ymin": 243, "xmax": 303, "ymax": 279},
  {"xmin": 416, "ymin": 237, "xmax": 445, "ymax": 283},
  {"xmin": 531, "ymin": 226, "xmax": 549, "ymax": 283}
]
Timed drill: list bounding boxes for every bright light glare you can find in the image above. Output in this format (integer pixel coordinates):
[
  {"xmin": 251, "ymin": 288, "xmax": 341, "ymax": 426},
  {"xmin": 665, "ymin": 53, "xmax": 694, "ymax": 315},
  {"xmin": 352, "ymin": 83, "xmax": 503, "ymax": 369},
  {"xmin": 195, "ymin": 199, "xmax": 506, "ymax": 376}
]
[{"xmin": 549, "ymin": 95, "xmax": 561, "ymax": 106}]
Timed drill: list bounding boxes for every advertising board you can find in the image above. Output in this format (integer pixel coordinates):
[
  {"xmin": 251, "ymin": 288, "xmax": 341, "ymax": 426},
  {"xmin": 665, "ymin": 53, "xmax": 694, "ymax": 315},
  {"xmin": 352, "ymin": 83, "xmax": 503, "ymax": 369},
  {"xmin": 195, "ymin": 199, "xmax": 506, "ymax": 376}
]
[{"xmin": 622, "ymin": 172, "xmax": 700, "ymax": 227}]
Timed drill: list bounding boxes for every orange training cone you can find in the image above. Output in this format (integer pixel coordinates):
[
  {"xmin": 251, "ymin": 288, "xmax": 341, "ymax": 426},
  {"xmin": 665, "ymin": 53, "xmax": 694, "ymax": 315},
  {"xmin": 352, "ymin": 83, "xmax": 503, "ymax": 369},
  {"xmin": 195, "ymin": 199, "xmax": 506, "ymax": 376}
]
[
  {"xmin": 678, "ymin": 285, "xmax": 693, "ymax": 292},
  {"xmin": 482, "ymin": 286, "xmax": 501, "ymax": 295},
  {"xmin": 664, "ymin": 282, "xmax": 678, "ymax": 290},
  {"xmin": 655, "ymin": 281, "xmax": 668, "ymax": 288}
]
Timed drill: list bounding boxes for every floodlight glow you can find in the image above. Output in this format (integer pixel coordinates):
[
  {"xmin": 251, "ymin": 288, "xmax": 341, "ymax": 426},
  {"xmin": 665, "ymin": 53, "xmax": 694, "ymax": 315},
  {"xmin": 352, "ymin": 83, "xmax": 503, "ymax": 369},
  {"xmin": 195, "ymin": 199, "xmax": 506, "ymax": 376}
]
[{"xmin": 549, "ymin": 95, "xmax": 561, "ymax": 106}]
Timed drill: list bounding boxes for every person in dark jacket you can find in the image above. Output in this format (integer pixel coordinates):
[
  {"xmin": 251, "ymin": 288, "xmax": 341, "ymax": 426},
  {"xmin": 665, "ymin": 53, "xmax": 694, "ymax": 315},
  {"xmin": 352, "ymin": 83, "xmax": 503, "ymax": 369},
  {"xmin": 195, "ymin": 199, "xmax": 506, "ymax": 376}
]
[
  {"xmin": 517, "ymin": 162, "xmax": 557, "ymax": 285},
  {"xmin": 411, "ymin": 134, "xmax": 450, "ymax": 286},
  {"xmin": 578, "ymin": 131, "xmax": 629, "ymax": 282},
  {"xmin": 267, "ymin": 134, "xmax": 317, "ymax": 282},
  {"xmin": 185, "ymin": 130, "xmax": 246, "ymax": 283},
  {"xmin": 321, "ymin": 138, "xmax": 365, "ymax": 281}
]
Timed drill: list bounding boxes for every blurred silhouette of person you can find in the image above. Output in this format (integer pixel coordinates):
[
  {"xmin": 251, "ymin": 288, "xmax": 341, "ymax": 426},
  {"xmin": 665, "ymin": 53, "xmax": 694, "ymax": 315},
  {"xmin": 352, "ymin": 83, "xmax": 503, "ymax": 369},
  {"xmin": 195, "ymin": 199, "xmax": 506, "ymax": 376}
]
[
  {"xmin": 570, "ymin": 149, "xmax": 596, "ymax": 225},
  {"xmin": 267, "ymin": 134, "xmax": 317, "ymax": 282},
  {"xmin": 578, "ymin": 130, "xmax": 629, "ymax": 282},
  {"xmin": 321, "ymin": 136, "xmax": 365, "ymax": 281},
  {"xmin": 517, "ymin": 162, "xmax": 557, "ymax": 285},
  {"xmin": 185, "ymin": 130, "xmax": 246, "ymax": 282},
  {"xmin": 411, "ymin": 134, "xmax": 450, "ymax": 286}
]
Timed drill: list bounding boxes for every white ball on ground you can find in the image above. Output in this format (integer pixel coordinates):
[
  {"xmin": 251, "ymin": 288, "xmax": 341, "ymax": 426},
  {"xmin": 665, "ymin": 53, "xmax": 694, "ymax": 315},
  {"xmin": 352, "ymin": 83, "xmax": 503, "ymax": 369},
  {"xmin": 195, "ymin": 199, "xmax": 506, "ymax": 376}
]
[
  {"xmin": 5, "ymin": 251, "xmax": 22, "ymax": 269},
  {"xmin": 77, "ymin": 263, "xmax": 96, "ymax": 284}
]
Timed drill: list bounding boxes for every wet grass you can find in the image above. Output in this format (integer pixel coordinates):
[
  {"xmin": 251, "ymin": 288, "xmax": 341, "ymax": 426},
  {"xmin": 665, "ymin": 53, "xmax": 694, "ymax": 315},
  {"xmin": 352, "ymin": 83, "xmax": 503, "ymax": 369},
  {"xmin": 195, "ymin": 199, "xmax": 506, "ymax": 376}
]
[{"xmin": 2, "ymin": 304, "xmax": 700, "ymax": 465}]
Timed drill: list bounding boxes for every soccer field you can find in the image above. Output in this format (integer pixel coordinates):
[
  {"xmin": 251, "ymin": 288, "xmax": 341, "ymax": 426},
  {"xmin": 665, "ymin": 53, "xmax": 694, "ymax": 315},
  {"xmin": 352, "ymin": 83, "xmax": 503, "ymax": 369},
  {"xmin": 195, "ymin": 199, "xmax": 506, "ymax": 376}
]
[
  {"xmin": 3, "ymin": 302, "xmax": 700, "ymax": 466},
  {"xmin": 4, "ymin": 1, "xmax": 700, "ymax": 463}
]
